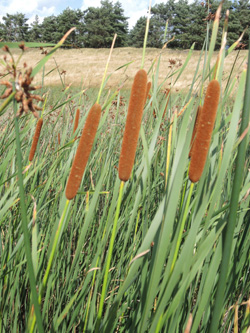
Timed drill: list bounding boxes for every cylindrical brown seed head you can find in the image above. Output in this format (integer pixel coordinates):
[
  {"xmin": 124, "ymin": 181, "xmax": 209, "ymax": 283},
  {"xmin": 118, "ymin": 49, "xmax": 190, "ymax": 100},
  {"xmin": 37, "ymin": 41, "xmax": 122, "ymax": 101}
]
[
  {"xmin": 73, "ymin": 108, "xmax": 80, "ymax": 134},
  {"xmin": 189, "ymin": 80, "xmax": 220, "ymax": 183},
  {"xmin": 29, "ymin": 118, "xmax": 43, "ymax": 161},
  {"xmin": 144, "ymin": 81, "xmax": 152, "ymax": 105},
  {"xmin": 118, "ymin": 69, "xmax": 147, "ymax": 182},
  {"xmin": 189, "ymin": 105, "xmax": 202, "ymax": 158},
  {"xmin": 65, "ymin": 103, "xmax": 101, "ymax": 200}
]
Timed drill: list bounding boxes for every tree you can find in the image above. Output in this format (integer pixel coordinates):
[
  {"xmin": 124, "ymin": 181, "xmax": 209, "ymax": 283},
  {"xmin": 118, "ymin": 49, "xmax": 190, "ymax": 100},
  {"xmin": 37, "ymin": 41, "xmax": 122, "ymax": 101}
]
[
  {"xmin": 1, "ymin": 13, "xmax": 29, "ymax": 41},
  {"xmin": 188, "ymin": 0, "xmax": 208, "ymax": 49},
  {"xmin": 128, "ymin": 16, "xmax": 164, "ymax": 48},
  {"xmin": 232, "ymin": 0, "xmax": 250, "ymax": 47},
  {"xmin": 151, "ymin": 1, "xmax": 176, "ymax": 44},
  {"xmin": 82, "ymin": 0, "xmax": 128, "ymax": 48},
  {"xmin": 40, "ymin": 15, "xmax": 60, "ymax": 43},
  {"xmin": 56, "ymin": 8, "xmax": 85, "ymax": 47},
  {"xmin": 171, "ymin": 0, "xmax": 192, "ymax": 48},
  {"xmin": 29, "ymin": 15, "xmax": 41, "ymax": 42}
]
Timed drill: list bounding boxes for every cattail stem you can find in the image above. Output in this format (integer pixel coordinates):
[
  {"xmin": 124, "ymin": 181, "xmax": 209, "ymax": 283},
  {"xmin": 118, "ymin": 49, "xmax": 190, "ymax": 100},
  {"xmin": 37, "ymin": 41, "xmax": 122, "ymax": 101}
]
[
  {"xmin": 97, "ymin": 34, "xmax": 117, "ymax": 104},
  {"xmin": 141, "ymin": 0, "xmax": 152, "ymax": 68},
  {"xmin": 189, "ymin": 80, "xmax": 220, "ymax": 182},
  {"xmin": 170, "ymin": 182, "xmax": 194, "ymax": 273},
  {"xmin": 29, "ymin": 118, "xmax": 43, "ymax": 162},
  {"xmin": 95, "ymin": 180, "xmax": 124, "ymax": 332},
  {"xmin": 118, "ymin": 69, "xmax": 148, "ymax": 181},
  {"xmin": 65, "ymin": 103, "xmax": 101, "ymax": 200},
  {"xmin": 29, "ymin": 200, "xmax": 70, "ymax": 332},
  {"xmin": 13, "ymin": 100, "xmax": 44, "ymax": 333}
]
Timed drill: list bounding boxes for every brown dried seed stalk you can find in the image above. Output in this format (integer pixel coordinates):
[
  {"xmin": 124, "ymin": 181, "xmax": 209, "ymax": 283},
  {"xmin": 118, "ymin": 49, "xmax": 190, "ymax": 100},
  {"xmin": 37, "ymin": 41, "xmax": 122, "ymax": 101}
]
[
  {"xmin": 144, "ymin": 81, "xmax": 151, "ymax": 105},
  {"xmin": 189, "ymin": 105, "xmax": 203, "ymax": 158},
  {"xmin": 118, "ymin": 69, "xmax": 148, "ymax": 182},
  {"xmin": 65, "ymin": 103, "xmax": 102, "ymax": 200},
  {"xmin": 189, "ymin": 80, "xmax": 220, "ymax": 183},
  {"xmin": 73, "ymin": 108, "xmax": 80, "ymax": 135},
  {"xmin": 29, "ymin": 118, "xmax": 43, "ymax": 161}
]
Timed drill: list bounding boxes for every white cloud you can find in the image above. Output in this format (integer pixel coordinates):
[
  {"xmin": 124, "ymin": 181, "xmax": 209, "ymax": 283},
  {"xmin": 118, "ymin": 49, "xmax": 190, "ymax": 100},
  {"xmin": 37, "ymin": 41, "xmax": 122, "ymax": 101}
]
[
  {"xmin": 0, "ymin": 0, "xmax": 38, "ymax": 14},
  {"xmin": 27, "ymin": 6, "xmax": 56, "ymax": 24},
  {"xmin": 127, "ymin": 9, "xmax": 148, "ymax": 29},
  {"xmin": 0, "ymin": 0, "xmax": 56, "ymax": 25}
]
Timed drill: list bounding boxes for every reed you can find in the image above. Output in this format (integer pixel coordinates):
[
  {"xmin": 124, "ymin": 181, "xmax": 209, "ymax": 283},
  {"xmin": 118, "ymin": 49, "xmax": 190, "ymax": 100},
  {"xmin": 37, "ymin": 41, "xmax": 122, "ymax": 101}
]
[
  {"xmin": 29, "ymin": 118, "xmax": 43, "ymax": 162},
  {"xmin": 189, "ymin": 105, "xmax": 202, "ymax": 158},
  {"xmin": 118, "ymin": 69, "xmax": 148, "ymax": 182},
  {"xmin": 73, "ymin": 108, "xmax": 80, "ymax": 134},
  {"xmin": 144, "ymin": 81, "xmax": 151, "ymax": 105},
  {"xmin": 65, "ymin": 103, "xmax": 101, "ymax": 200},
  {"xmin": 189, "ymin": 80, "xmax": 220, "ymax": 182},
  {"xmin": 162, "ymin": 88, "xmax": 170, "ymax": 118}
]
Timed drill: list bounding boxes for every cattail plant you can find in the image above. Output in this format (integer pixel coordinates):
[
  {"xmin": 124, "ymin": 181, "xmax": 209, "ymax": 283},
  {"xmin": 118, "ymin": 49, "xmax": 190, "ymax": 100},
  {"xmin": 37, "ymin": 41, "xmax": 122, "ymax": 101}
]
[
  {"xmin": 118, "ymin": 69, "xmax": 148, "ymax": 182},
  {"xmin": 189, "ymin": 80, "xmax": 220, "ymax": 182},
  {"xmin": 189, "ymin": 105, "xmax": 202, "ymax": 158},
  {"xmin": 65, "ymin": 103, "xmax": 101, "ymax": 200},
  {"xmin": 144, "ymin": 81, "xmax": 151, "ymax": 105},
  {"xmin": 29, "ymin": 118, "xmax": 43, "ymax": 161},
  {"xmin": 73, "ymin": 108, "xmax": 80, "ymax": 134}
]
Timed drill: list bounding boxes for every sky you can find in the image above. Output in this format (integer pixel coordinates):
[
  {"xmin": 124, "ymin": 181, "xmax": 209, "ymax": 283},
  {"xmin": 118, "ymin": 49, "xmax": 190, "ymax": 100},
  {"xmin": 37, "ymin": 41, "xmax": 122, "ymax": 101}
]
[{"xmin": 0, "ymin": 0, "xmax": 165, "ymax": 30}]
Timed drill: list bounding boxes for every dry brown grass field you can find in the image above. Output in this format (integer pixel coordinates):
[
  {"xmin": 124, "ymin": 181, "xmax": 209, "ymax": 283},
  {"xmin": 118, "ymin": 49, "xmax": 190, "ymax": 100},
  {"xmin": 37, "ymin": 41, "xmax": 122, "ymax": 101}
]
[{"xmin": 0, "ymin": 47, "xmax": 247, "ymax": 91}]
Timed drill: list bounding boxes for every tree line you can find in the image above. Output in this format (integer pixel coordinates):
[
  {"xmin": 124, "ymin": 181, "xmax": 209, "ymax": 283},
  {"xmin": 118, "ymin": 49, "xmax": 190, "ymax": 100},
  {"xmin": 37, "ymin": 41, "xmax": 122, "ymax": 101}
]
[{"xmin": 0, "ymin": 0, "xmax": 249, "ymax": 49}]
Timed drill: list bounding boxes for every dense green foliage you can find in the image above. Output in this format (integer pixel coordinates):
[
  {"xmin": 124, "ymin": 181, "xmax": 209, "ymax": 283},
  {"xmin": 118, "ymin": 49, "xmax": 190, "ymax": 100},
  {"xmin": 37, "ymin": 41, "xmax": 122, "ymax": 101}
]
[
  {"xmin": 0, "ymin": 0, "xmax": 250, "ymax": 49},
  {"xmin": 0, "ymin": 4, "xmax": 250, "ymax": 332}
]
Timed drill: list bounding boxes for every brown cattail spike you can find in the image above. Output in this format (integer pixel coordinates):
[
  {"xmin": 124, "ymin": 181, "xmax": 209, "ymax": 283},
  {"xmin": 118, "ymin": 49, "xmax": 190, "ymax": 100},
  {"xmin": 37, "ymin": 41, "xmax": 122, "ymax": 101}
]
[
  {"xmin": 73, "ymin": 108, "xmax": 80, "ymax": 135},
  {"xmin": 189, "ymin": 80, "xmax": 220, "ymax": 183},
  {"xmin": 65, "ymin": 103, "xmax": 101, "ymax": 200},
  {"xmin": 29, "ymin": 118, "xmax": 43, "ymax": 161},
  {"xmin": 118, "ymin": 69, "xmax": 147, "ymax": 182},
  {"xmin": 189, "ymin": 105, "xmax": 202, "ymax": 158},
  {"xmin": 144, "ymin": 81, "xmax": 151, "ymax": 105}
]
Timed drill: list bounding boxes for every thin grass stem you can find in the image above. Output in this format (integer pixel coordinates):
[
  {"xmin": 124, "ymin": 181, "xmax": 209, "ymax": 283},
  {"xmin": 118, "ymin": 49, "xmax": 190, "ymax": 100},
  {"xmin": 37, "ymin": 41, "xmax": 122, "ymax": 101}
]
[
  {"xmin": 95, "ymin": 180, "xmax": 124, "ymax": 332},
  {"xmin": 13, "ymin": 99, "xmax": 44, "ymax": 333}
]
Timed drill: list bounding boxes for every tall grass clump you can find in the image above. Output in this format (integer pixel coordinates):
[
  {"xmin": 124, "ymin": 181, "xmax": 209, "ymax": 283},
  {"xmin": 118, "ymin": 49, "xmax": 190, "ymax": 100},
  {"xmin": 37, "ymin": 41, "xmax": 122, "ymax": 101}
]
[{"xmin": 0, "ymin": 3, "xmax": 250, "ymax": 333}]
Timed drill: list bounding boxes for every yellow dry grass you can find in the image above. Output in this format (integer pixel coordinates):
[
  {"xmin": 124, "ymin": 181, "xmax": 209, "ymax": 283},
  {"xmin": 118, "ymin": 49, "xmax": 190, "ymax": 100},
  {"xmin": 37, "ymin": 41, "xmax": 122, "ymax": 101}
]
[{"xmin": 0, "ymin": 47, "xmax": 247, "ymax": 91}]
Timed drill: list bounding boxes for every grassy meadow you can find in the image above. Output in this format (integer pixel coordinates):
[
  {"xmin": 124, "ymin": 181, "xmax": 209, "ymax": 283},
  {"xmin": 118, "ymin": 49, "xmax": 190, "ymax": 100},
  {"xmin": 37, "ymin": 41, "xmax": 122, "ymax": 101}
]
[{"xmin": 0, "ymin": 11, "xmax": 250, "ymax": 333}]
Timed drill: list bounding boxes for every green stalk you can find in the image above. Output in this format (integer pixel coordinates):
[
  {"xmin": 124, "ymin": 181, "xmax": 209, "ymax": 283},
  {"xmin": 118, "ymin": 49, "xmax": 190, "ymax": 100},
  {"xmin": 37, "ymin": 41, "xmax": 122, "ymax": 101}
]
[
  {"xmin": 40, "ymin": 200, "xmax": 70, "ymax": 295},
  {"xmin": 141, "ymin": 0, "xmax": 151, "ymax": 69},
  {"xmin": 13, "ymin": 100, "xmax": 44, "ymax": 333},
  {"xmin": 29, "ymin": 200, "xmax": 70, "ymax": 332},
  {"xmin": 95, "ymin": 181, "xmax": 124, "ymax": 332},
  {"xmin": 96, "ymin": 34, "xmax": 117, "ymax": 104},
  {"xmin": 170, "ymin": 182, "xmax": 194, "ymax": 273},
  {"xmin": 209, "ymin": 50, "xmax": 250, "ymax": 332}
]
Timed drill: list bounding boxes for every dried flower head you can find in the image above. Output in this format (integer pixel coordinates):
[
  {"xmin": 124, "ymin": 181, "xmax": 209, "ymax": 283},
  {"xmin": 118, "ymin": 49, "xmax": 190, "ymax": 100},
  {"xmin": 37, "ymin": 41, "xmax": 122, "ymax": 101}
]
[
  {"xmin": 2, "ymin": 45, "xmax": 9, "ymax": 53},
  {"xmin": 0, "ymin": 43, "xmax": 43, "ymax": 118}
]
